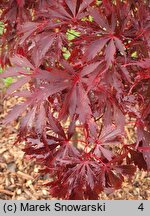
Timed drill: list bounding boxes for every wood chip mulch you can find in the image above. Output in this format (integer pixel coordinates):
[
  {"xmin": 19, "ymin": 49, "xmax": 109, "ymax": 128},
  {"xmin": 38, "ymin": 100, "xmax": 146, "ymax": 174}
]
[{"xmin": 0, "ymin": 86, "xmax": 150, "ymax": 200}]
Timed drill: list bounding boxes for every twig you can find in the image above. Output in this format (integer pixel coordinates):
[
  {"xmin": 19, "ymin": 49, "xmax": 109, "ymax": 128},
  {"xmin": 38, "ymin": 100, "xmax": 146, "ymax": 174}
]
[
  {"xmin": 0, "ymin": 189, "xmax": 14, "ymax": 196},
  {"xmin": 17, "ymin": 171, "xmax": 34, "ymax": 180}
]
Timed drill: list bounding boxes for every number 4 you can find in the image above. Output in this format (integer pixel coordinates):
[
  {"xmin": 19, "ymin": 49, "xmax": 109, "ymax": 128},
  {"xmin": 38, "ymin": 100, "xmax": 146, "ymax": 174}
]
[{"xmin": 138, "ymin": 203, "xmax": 144, "ymax": 211}]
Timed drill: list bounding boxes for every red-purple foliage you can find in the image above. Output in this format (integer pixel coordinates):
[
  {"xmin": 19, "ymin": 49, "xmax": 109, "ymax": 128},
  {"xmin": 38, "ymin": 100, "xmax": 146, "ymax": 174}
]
[{"xmin": 0, "ymin": 0, "xmax": 150, "ymax": 199}]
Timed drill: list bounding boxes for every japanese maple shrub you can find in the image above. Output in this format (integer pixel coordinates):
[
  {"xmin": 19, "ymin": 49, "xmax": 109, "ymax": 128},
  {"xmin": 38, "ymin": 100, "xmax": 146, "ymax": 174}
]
[{"xmin": 0, "ymin": 0, "xmax": 150, "ymax": 199}]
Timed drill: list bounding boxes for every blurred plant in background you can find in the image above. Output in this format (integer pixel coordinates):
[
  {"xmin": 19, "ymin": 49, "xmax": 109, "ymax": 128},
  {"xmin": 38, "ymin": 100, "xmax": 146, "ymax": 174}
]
[{"xmin": 0, "ymin": 21, "xmax": 13, "ymax": 87}]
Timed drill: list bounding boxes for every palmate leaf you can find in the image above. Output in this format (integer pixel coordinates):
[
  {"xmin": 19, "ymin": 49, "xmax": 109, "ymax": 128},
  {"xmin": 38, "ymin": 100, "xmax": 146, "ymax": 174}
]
[
  {"xmin": 2, "ymin": 103, "xmax": 29, "ymax": 125},
  {"xmin": 12, "ymin": 81, "xmax": 70, "ymax": 134},
  {"xmin": 84, "ymin": 38, "xmax": 110, "ymax": 61},
  {"xmin": 105, "ymin": 39, "xmax": 116, "ymax": 67},
  {"xmin": 124, "ymin": 58, "xmax": 150, "ymax": 69},
  {"xmin": 94, "ymin": 145, "xmax": 113, "ymax": 161},
  {"xmin": 136, "ymin": 59, "xmax": 150, "ymax": 69},
  {"xmin": 5, "ymin": 76, "xmax": 31, "ymax": 97},
  {"xmin": 81, "ymin": 61, "xmax": 101, "ymax": 76},
  {"xmin": 10, "ymin": 54, "xmax": 34, "ymax": 69},
  {"xmin": 23, "ymin": 120, "xmax": 79, "ymax": 166},
  {"xmin": 1, "ymin": 0, "xmax": 26, "ymax": 23},
  {"xmin": 54, "ymin": 142, "xmax": 81, "ymax": 165},
  {"xmin": 119, "ymin": 65, "xmax": 131, "ymax": 83},
  {"xmin": 2, "ymin": 62, "xmax": 71, "ymax": 134},
  {"xmin": 65, "ymin": 0, "xmax": 77, "ymax": 17},
  {"xmin": 23, "ymin": 120, "xmax": 75, "ymax": 163},
  {"xmin": 49, "ymin": 159, "xmax": 101, "ymax": 199},
  {"xmin": 84, "ymin": 36, "xmax": 126, "ymax": 66},
  {"xmin": 76, "ymin": 82, "xmax": 92, "ymax": 123},
  {"xmin": 50, "ymin": 0, "xmax": 95, "ymax": 22},
  {"xmin": 100, "ymin": 164, "xmax": 136, "ymax": 190},
  {"xmin": 92, "ymin": 125, "xmax": 122, "ymax": 161},
  {"xmin": 35, "ymin": 102, "xmax": 47, "ymax": 135},
  {"xmin": 89, "ymin": 7, "xmax": 110, "ymax": 31},
  {"xmin": 31, "ymin": 33, "xmax": 55, "ymax": 67},
  {"xmin": 115, "ymin": 165, "xmax": 136, "ymax": 176},
  {"xmin": 19, "ymin": 22, "xmax": 40, "ymax": 44},
  {"xmin": 137, "ymin": 126, "xmax": 150, "ymax": 170},
  {"xmin": 0, "ymin": 54, "xmax": 34, "ymax": 80},
  {"xmin": 19, "ymin": 20, "xmax": 67, "ymax": 66},
  {"xmin": 84, "ymin": 8, "xmax": 126, "ymax": 65},
  {"xmin": 30, "ymin": 31, "xmax": 68, "ymax": 66},
  {"xmin": 19, "ymin": 107, "xmax": 36, "ymax": 136},
  {"xmin": 114, "ymin": 37, "xmax": 126, "ymax": 58},
  {"xmin": 106, "ymin": 170, "xmax": 124, "ymax": 189},
  {"xmin": 59, "ymin": 61, "xmax": 101, "ymax": 122},
  {"xmin": 58, "ymin": 62, "xmax": 102, "ymax": 137},
  {"xmin": 0, "ymin": 55, "xmax": 35, "ymax": 97},
  {"xmin": 23, "ymin": 136, "xmax": 53, "ymax": 164},
  {"xmin": 127, "ymin": 149, "xmax": 147, "ymax": 171},
  {"xmin": 47, "ymin": 111, "xmax": 66, "ymax": 138},
  {"xmin": 99, "ymin": 125, "xmax": 121, "ymax": 144},
  {"xmin": 0, "ymin": 66, "xmax": 29, "ymax": 78}
]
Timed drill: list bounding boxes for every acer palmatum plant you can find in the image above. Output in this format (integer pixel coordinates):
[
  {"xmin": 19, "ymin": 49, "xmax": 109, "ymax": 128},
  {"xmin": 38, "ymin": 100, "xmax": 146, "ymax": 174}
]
[{"xmin": 0, "ymin": 0, "xmax": 150, "ymax": 200}]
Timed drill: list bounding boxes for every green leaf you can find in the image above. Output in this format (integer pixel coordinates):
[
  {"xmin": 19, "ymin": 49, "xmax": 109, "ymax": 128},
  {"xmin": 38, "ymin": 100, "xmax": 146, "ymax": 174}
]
[
  {"xmin": 66, "ymin": 29, "xmax": 80, "ymax": 41},
  {"xmin": 4, "ymin": 77, "xmax": 13, "ymax": 87},
  {"xmin": 62, "ymin": 47, "xmax": 71, "ymax": 60},
  {"xmin": 0, "ymin": 67, "xmax": 13, "ymax": 87},
  {"xmin": 0, "ymin": 21, "xmax": 5, "ymax": 35}
]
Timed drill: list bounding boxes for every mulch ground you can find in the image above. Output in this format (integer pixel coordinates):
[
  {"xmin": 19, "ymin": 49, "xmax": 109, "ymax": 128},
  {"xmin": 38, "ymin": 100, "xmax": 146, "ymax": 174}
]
[{"xmin": 0, "ymin": 86, "xmax": 150, "ymax": 200}]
